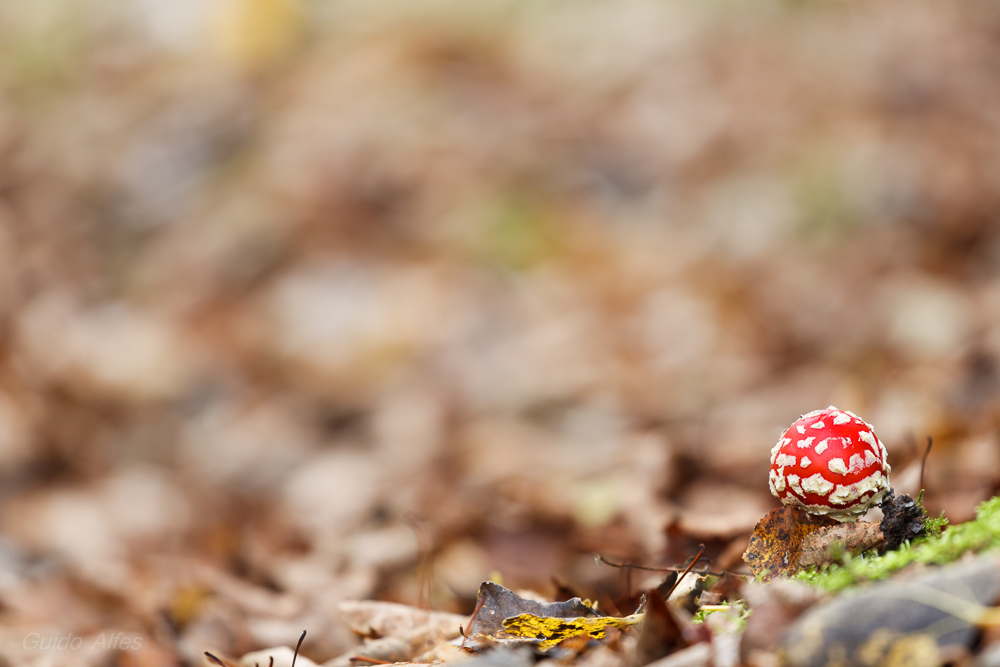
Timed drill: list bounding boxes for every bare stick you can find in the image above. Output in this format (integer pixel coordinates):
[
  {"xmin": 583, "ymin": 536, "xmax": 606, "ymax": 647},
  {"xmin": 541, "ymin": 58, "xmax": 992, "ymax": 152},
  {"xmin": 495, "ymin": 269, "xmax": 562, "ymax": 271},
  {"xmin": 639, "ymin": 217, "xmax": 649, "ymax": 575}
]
[
  {"xmin": 919, "ymin": 436, "xmax": 933, "ymax": 496},
  {"xmin": 595, "ymin": 552, "xmax": 727, "ymax": 577},
  {"xmin": 292, "ymin": 631, "xmax": 306, "ymax": 667},
  {"xmin": 661, "ymin": 545, "xmax": 705, "ymax": 601}
]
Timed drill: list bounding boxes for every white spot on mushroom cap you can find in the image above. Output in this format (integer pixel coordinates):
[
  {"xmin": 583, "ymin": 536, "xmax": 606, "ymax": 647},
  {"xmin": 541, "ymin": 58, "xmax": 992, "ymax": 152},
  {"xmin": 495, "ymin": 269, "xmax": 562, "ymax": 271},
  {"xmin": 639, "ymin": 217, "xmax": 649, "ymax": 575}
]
[
  {"xmin": 776, "ymin": 453, "xmax": 797, "ymax": 468},
  {"xmin": 828, "ymin": 471, "xmax": 887, "ymax": 506},
  {"xmin": 858, "ymin": 430, "xmax": 878, "ymax": 452},
  {"xmin": 815, "ymin": 439, "xmax": 830, "ymax": 455},
  {"xmin": 833, "ymin": 412, "xmax": 851, "ymax": 425},
  {"xmin": 864, "ymin": 449, "xmax": 878, "ymax": 468},
  {"xmin": 770, "ymin": 468, "xmax": 786, "ymax": 493},
  {"xmin": 781, "ymin": 472, "xmax": 888, "ymax": 520},
  {"xmin": 801, "ymin": 456, "xmax": 811, "ymax": 467},
  {"xmin": 770, "ymin": 442, "xmax": 782, "ymax": 464},
  {"xmin": 797, "ymin": 425, "xmax": 806, "ymax": 434},
  {"xmin": 779, "ymin": 493, "xmax": 844, "ymax": 517},
  {"xmin": 810, "ymin": 420, "xmax": 827, "ymax": 429},
  {"xmin": 797, "ymin": 436, "xmax": 815, "ymax": 449},
  {"xmin": 787, "ymin": 474, "xmax": 804, "ymax": 497},
  {"xmin": 828, "ymin": 458, "xmax": 849, "ymax": 475},
  {"xmin": 801, "ymin": 473, "xmax": 834, "ymax": 496}
]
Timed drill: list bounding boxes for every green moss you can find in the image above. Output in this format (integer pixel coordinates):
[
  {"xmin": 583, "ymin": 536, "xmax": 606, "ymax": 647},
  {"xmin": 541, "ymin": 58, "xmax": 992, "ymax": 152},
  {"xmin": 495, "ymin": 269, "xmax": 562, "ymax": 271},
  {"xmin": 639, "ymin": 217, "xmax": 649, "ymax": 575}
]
[
  {"xmin": 924, "ymin": 513, "xmax": 949, "ymax": 537},
  {"xmin": 795, "ymin": 496, "xmax": 1000, "ymax": 592}
]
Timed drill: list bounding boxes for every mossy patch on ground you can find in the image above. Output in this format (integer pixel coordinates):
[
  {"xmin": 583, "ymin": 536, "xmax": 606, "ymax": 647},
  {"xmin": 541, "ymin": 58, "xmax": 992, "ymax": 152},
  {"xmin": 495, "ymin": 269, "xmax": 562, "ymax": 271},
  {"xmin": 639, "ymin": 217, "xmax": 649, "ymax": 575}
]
[{"xmin": 796, "ymin": 496, "xmax": 1000, "ymax": 592}]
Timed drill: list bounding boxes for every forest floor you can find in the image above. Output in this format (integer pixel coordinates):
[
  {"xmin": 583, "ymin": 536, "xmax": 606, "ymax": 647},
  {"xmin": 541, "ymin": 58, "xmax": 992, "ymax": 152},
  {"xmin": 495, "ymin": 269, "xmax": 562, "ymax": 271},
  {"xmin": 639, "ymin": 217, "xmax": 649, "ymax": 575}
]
[{"xmin": 1, "ymin": 0, "xmax": 1000, "ymax": 665}]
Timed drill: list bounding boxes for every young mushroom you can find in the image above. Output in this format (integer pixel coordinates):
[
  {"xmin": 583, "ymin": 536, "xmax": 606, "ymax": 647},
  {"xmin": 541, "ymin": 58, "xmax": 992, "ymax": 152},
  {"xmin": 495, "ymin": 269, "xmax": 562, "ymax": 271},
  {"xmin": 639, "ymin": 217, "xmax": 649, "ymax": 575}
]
[{"xmin": 769, "ymin": 406, "xmax": 891, "ymax": 522}]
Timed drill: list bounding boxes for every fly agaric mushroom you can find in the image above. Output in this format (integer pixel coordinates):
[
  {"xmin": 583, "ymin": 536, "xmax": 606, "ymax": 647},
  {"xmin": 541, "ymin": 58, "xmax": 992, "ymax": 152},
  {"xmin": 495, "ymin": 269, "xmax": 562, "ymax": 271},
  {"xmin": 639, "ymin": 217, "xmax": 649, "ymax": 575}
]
[{"xmin": 769, "ymin": 406, "xmax": 891, "ymax": 522}]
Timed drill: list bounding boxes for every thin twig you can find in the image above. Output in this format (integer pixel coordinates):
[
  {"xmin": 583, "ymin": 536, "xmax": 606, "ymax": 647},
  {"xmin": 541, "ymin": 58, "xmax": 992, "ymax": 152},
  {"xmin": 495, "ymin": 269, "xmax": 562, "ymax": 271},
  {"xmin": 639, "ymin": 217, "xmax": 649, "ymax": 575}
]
[
  {"xmin": 919, "ymin": 436, "xmax": 933, "ymax": 495},
  {"xmin": 459, "ymin": 592, "xmax": 487, "ymax": 650},
  {"xmin": 594, "ymin": 552, "xmax": 729, "ymax": 578},
  {"xmin": 405, "ymin": 513, "xmax": 433, "ymax": 610},
  {"xmin": 292, "ymin": 631, "xmax": 306, "ymax": 667},
  {"xmin": 661, "ymin": 544, "xmax": 705, "ymax": 601}
]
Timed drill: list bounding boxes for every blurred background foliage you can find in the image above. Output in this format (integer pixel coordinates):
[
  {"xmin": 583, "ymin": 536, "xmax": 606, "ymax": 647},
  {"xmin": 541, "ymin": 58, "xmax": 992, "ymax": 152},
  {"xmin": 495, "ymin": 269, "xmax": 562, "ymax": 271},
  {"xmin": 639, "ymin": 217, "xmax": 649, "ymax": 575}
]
[{"xmin": 1, "ymin": 0, "xmax": 1000, "ymax": 663}]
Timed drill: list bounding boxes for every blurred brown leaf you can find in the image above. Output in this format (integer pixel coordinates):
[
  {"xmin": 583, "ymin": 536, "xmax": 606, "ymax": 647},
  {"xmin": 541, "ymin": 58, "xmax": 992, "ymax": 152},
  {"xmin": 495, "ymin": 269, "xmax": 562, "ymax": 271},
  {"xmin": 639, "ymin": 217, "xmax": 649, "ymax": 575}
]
[{"xmin": 339, "ymin": 601, "xmax": 466, "ymax": 640}]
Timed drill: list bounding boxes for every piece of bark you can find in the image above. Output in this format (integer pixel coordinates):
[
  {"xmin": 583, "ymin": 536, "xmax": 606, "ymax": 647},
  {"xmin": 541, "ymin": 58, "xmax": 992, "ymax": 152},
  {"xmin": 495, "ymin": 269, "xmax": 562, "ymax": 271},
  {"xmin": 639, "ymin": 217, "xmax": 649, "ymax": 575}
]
[{"xmin": 878, "ymin": 489, "xmax": 926, "ymax": 552}]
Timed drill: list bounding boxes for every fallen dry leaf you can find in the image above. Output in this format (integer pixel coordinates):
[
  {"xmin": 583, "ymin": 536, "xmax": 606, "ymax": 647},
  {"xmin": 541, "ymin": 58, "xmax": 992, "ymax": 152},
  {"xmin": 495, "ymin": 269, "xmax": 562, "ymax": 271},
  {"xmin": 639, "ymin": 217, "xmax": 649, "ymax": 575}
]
[
  {"xmin": 326, "ymin": 627, "xmax": 453, "ymax": 666},
  {"xmin": 465, "ymin": 582, "xmax": 600, "ymax": 649},
  {"xmin": 743, "ymin": 507, "xmax": 883, "ymax": 581},
  {"xmin": 796, "ymin": 521, "xmax": 883, "ymax": 571},
  {"xmin": 338, "ymin": 600, "xmax": 467, "ymax": 639},
  {"xmin": 328, "ymin": 601, "xmax": 468, "ymax": 666},
  {"xmin": 501, "ymin": 612, "xmax": 644, "ymax": 651},
  {"xmin": 633, "ymin": 591, "xmax": 693, "ymax": 666}
]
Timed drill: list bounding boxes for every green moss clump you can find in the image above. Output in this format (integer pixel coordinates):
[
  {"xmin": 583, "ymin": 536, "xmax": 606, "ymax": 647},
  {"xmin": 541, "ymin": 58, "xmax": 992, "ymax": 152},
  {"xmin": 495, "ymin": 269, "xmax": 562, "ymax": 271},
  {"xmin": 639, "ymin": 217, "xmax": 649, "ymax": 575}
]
[{"xmin": 795, "ymin": 496, "xmax": 1000, "ymax": 592}]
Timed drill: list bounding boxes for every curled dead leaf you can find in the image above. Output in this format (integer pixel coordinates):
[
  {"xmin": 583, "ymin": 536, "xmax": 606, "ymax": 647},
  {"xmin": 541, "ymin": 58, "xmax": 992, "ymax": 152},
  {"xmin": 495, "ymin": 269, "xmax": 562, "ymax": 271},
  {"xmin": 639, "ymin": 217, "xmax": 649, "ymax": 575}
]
[
  {"xmin": 797, "ymin": 520, "xmax": 883, "ymax": 570},
  {"xmin": 465, "ymin": 582, "xmax": 600, "ymax": 648},
  {"xmin": 743, "ymin": 507, "xmax": 883, "ymax": 581}
]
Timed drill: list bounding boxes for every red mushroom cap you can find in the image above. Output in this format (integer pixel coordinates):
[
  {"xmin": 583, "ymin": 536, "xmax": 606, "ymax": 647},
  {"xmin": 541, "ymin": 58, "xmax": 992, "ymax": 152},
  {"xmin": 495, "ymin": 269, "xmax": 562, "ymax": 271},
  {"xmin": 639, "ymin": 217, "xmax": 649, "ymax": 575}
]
[{"xmin": 769, "ymin": 406, "xmax": 891, "ymax": 522}]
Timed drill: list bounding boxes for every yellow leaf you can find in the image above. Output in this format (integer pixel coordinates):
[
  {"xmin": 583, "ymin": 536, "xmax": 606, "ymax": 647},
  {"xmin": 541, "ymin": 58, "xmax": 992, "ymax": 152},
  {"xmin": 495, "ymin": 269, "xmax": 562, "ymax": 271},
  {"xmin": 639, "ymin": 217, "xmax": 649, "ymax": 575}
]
[{"xmin": 501, "ymin": 612, "xmax": 645, "ymax": 651}]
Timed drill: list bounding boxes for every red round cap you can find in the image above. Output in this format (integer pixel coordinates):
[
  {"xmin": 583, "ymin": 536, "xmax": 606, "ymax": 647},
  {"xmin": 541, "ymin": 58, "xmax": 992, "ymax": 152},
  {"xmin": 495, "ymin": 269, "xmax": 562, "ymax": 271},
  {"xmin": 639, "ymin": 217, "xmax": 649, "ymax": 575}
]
[{"xmin": 769, "ymin": 406, "xmax": 891, "ymax": 521}]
